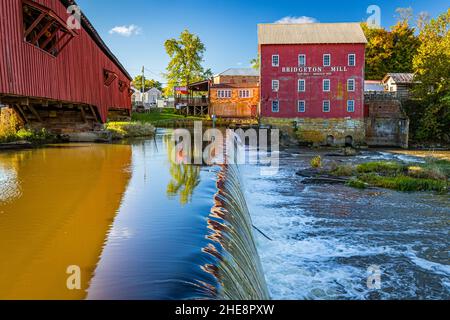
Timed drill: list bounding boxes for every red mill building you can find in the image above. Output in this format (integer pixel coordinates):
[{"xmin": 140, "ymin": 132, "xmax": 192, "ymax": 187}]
[{"xmin": 258, "ymin": 23, "xmax": 368, "ymax": 145}]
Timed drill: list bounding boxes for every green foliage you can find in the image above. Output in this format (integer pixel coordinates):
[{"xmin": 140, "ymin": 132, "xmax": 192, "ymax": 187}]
[
  {"xmin": 356, "ymin": 161, "xmax": 406, "ymax": 175},
  {"xmin": 361, "ymin": 20, "xmax": 419, "ymax": 80},
  {"xmin": 105, "ymin": 122, "xmax": 155, "ymax": 139},
  {"xmin": 411, "ymin": 9, "xmax": 450, "ymax": 142},
  {"xmin": 331, "ymin": 164, "xmax": 354, "ymax": 177},
  {"xmin": 310, "ymin": 156, "xmax": 322, "ymax": 169},
  {"xmin": 164, "ymin": 29, "xmax": 209, "ymax": 96},
  {"xmin": 346, "ymin": 178, "xmax": 368, "ymax": 189},
  {"xmin": 0, "ymin": 108, "xmax": 21, "ymax": 141},
  {"xmin": 251, "ymin": 54, "xmax": 260, "ymax": 70},
  {"xmin": 358, "ymin": 173, "xmax": 447, "ymax": 192},
  {"xmin": 132, "ymin": 75, "xmax": 163, "ymax": 92}
]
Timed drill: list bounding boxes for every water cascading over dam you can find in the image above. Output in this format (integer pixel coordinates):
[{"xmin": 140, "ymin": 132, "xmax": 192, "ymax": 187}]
[{"xmin": 202, "ymin": 164, "xmax": 270, "ymax": 300}]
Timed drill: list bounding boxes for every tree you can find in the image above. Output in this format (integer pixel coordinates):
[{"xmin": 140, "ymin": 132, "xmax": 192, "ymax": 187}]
[
  {"xmin": 361, "ymin": 23, "xmax": 394, "ymax": 79},
  {"xmin": 164, "ymin": 29, "xmax": 208, "ymax": 96},
  {"xmin": 395, "ymin": 7, "xmax": 414, "ymax": 25},
  {"xmin": 251, "ymin": 54, "xmax": 260, "ymax": 70},
  {"xmin": 389, "ymin": 22, "xmax": 420, "ymax": 73},
  {"xmin": 132, "ymin": 75, "xmax": 162, "ymax": 92},
  {"xmin": 411, "ymin": 9, "xmax": 450, "ymax": 141},
  {"xmin": 416, "ymin": 11, "xmax": 431, "ymax": 31},
  {"xmin": 361, "ymin": 18, "xmax": 419, "ymax": 79}
]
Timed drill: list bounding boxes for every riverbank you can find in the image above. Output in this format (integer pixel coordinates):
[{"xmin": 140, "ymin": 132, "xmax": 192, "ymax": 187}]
[
  {"xmin": 132, "ymin": 109, "xmax": 258, "ymax": 128},
  {"xmin": 298, "ymin": 152, "xmax": 450, "ymax": 193}
]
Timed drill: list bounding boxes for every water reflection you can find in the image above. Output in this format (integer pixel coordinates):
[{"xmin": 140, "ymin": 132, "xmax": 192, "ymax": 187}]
[
  {"xmin": 165, "ymin": 135, "xmax": 201, "ymax": 206},
  {"xmin": 0, "ymin": 144, "xmax": 132, "ymax": 299}
]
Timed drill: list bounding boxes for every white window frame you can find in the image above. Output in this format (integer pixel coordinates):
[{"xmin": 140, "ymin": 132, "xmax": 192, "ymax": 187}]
[
  {"xmin": 298, "ymin": 79, "xmax": 305, "ymax": 92},
  {"xmin": 239, "ymin": 89, "xmax": 252, "ymax": 98},
  {"xmin": 323, "ymin": 79, "xmax": 331, "ymax": 92},
  {"xmin": 323, "ymin": 54, "xmax": 331, "ymax": 67},
  {"xmin": 347, "ymin": 100, "xmax": 355, "ymax": 112},
  {"xmin": 217, "ymin": 89, "xmax": 231, "ymax": 99},
  {"xmin": 347, "ymin": 79, "xmax": 355, "ymax": 92},
  {"xmin": 272, "ymin": 80, "xmax": 279, "ymax": 92},
  {"xmin": 298, "ymin": 100, "xmax": 306, "ymax": 113},
  {"xmin": 348, "ymin": 54, "xmax": 356, "ymax": 67},
  {"xmin": 272, "ymin": 54, "xmax": 279, "ymax": 67},
  {"xmin": 323, "ymin": 100, "xmax": 331, "ymax": 113},
  {"xmin": 272, "ymin": 100, "xmax": 280, "ymax": 113},
  {"xmin": 298, "ymin": 54, "xmax": 306, "ymax": 67}
]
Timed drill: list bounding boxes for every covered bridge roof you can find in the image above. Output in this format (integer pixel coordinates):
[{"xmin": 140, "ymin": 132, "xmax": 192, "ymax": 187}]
[
  {"xmin": 258, "ymin": 23, "xmax": 368, "ymax": 45},
  {"xmin": 61, "ymin": 0, "xmax": 132, "ymax": 80}
]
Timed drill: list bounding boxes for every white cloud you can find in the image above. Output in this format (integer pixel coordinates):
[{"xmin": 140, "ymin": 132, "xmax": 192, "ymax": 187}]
[
  {"xmin": 109, "ymin": 25, "xmax": 142, "ymax": 37},
  {"xmin": 275, "ymin": 16, "xmax": 318, "ymax": 24}
]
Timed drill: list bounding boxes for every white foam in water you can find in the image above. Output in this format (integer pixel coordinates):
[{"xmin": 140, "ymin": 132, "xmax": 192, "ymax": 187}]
[{"xmin": 241, "ymin": 154, "xmax": 450, "ymax": 300}]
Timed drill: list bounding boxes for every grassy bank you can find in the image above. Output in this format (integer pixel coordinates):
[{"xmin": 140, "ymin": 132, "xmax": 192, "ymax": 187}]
[
  {"xmin": 312, "ymin": 157, "xmax": 450, "ymax": 193},
  {"xmin": 105, "ymin": 122, "xmax": 155, "ymax": 140},
  {"xmin": 132, "ymin": 109, "xmax": 205, "ymax": 127}
]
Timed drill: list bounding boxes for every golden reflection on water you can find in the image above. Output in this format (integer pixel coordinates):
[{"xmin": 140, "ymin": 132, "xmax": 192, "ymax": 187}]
[{"xmin": 0, "ymin": 144, "xmax": 132, "ymax": 300}]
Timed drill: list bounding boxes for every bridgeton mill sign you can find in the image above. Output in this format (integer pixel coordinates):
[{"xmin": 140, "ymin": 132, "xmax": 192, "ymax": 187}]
[{"xmin": 281, "ymin": 66, "xmax": 348, "ymax": 76}]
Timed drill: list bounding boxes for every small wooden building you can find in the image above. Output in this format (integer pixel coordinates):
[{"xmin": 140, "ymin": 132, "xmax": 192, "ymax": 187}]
[
  {"xmin": 0, "ymin": 0, "xmax": 132, "ymax": 132},
  {"xmin": 382, "ymin": 73, "xmax": 417, "ymax": 101},
  {"xmin": 176, "ymin": 68, "xmax": 260, "ymax": 119}
]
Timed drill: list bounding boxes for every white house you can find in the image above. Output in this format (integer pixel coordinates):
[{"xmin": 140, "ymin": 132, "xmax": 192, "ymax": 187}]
[{"xmin": 132, "ymin": 87, "xmax": 163, "ymax": 109}]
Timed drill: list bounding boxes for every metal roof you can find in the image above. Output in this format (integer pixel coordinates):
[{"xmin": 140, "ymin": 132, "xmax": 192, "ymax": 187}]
[
  {"xmin": 383, "ymin": 73, "xmax": 416, "ymax": 84},
  {"xmin": 258, "ymin": 23, "xmax": 368, "ymax": 45},
  {"xmin": 217, "ymin": 68, "xmax": 260, "ymax": 77}
]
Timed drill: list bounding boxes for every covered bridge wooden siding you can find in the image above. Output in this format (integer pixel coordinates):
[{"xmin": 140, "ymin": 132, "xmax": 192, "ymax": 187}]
[{"xmin": 0, "ymin": 0, "xmax": 132, "ymax": 130}]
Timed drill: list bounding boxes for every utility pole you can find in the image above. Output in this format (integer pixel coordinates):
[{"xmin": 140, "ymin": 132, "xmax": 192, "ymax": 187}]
[{"xmin": 141, "ymin": 65, "xmax": 145, "ymax": 104}]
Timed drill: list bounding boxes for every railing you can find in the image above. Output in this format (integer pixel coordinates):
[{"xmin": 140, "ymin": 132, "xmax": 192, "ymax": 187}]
[
  {"xmin": 175, "ymin": 97, "xmax": 209, "ymax": 107},
  {"xmin": 364, "ymin": 91, "xmax": 399, "ymax": 101}
]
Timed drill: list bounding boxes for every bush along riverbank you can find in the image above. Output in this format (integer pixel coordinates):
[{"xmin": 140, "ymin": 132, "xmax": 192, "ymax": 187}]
[
  {"xmin": 104, "ymin": 122, "xmax": 155, "ymax": 140},
  {"xmin": 299, "ymin": 156, "xmax": 450, "ymax": 193}
]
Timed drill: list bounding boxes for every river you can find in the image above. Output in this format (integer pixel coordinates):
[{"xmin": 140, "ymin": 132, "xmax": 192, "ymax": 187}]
[{"xmin": 0, "ymin": 129, "xmax": 448, "ymax": 300}]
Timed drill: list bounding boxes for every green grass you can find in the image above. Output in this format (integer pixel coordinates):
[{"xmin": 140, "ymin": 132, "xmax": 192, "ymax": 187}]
[
  {"xmin": 356, "ymin": 161, "xmax": 407, "ymax": 175},
  {"xmin": 359, "ymin": 173, "xmax": 448, "ymax": 193},
  {"xmin": 0, "ymin": 128, "xmax": 52, "ymax": 144},
  {"xmin": 346, "ymin": 178, "xmax": 368, "ymax": 189},
  {"xmin": 131, "ymin": 109, "xmax": 205, "ymax": 124},
  {"xmin": 105, "ymin": 122, "xmax": 155, "ymax": 139},
  {"xmin": 331, "ymin": 164, "xmax": 355, "ymax": 177}
]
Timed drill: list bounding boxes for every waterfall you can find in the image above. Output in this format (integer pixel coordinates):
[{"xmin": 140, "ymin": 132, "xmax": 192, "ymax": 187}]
[{"xmin": 201, "ymin": 164, "xmax": 270, "ymax": 300}]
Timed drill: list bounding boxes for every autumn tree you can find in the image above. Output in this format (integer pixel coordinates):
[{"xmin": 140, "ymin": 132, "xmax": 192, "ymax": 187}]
[
  {"xmin": 132, "ymin": 75, "xmax": 163, "ymax": 92},
  {"xmin": 361, "ymin": 23, "xmax": 393, "ymax": 80},
  {"xmin": 411, "ymin": 9, "xmax": 450, "ymax": 141},
  {"xmin": 164, "ymin": 30, "xmax": 209, "ymax": 96},
  {"xmin": 389, "ymin": 22, "xmax": 420, "ymax": 73}
]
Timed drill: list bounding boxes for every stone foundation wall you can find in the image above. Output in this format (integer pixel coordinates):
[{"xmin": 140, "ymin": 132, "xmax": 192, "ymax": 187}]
[{"xmin": 261, "ymin": 117, "xmax": 366, "ymax": 146}]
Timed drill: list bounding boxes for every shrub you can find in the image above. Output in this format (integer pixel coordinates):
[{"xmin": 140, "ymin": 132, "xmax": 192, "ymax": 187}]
[
  {"xmin": 310, "ymin": 156, "xmax": 322, "ymax": 168},
  {"xmin": 331, "ymin": 164, "xmax": 355, "ymax": 177},
  {"xmin": 346, "ymin": 178, "xmax": 367, "ymax": 189},
  {"xmin": 105, "ymin": 122, "xmax": 155, "ymax": 139},
  {"xmin": 357, "ymin": 161, "xmax": 406, "ymax": 175},
  {"xmin": 359, "ymin": 173, "xmax": 447, "ymax": 192}
]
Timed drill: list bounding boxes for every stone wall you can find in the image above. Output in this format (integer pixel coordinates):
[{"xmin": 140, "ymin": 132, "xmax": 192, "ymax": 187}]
[
  {"xmin": 261, "ymin": 117, "xmax": 366, "ymax": 146},
  {"xmin": 365, "ymin": 99, "xmax": 409, "ymax": 148}
]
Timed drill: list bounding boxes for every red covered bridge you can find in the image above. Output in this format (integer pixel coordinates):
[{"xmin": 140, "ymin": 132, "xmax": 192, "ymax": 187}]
[{"xmin": 0, "ymin": 0, "xmax": 132, "ymax": 132}]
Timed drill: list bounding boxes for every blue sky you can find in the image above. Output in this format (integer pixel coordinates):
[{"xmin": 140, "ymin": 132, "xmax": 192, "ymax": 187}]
[{"xmin": 76, "ymin": 0, "xmax": 448, "ymax": 83}]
